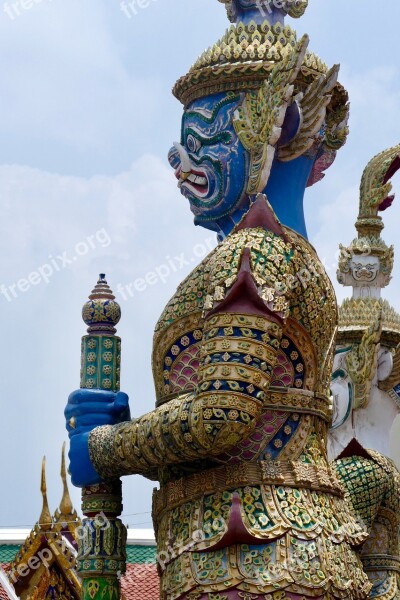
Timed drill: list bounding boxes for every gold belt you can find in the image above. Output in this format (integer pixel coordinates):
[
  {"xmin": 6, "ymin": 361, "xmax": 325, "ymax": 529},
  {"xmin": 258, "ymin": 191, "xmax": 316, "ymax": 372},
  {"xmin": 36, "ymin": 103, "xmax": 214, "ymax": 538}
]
[
  {"xmin": 362, "ymin": 554, "xmax": 400, "ymax": 573},
  {"xmin": 153, "ymin": 458, "xmax": 344, "ymax": 517},
  {"xmin": 264, "ymin": 387, "xmax": 332, "ymax": 422},
  {"xmin": 157, "ymin": 387, "xmax": 333, "ymax": 420}
]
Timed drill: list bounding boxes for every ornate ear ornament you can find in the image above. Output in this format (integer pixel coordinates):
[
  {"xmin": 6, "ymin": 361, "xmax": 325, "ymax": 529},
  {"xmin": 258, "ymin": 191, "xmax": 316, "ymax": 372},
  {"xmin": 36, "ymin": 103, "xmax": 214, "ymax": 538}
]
[
  {"xmin": 286, "ymin": 0, "xmax": 309, "ymax": 18},
  {"xmin": 345, "ymin": 316, "xmax": 382, "ymax": 409},
  {"xmin": 233, "ymin": 35, "xmax": 308, "ymax": 194}
]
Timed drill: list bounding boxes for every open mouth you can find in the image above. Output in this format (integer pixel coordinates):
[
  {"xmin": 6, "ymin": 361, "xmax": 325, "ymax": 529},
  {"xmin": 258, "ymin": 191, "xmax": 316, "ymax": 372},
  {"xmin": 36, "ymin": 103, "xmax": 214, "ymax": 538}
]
[
  {"xmin": 175, "ymin": 166, "xmax": 209, "ymax": 198},
  {"xmin": 355, "ymin": 270, "xmax": 376, "ymax": 281}
]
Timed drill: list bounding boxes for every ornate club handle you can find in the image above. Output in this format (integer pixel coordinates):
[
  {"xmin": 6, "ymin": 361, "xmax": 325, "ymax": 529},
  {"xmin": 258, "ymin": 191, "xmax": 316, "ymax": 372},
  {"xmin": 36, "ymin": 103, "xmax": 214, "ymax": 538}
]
[{"xmin": 79, "ymin": 275, "xmax": 126, "ymax": 600}]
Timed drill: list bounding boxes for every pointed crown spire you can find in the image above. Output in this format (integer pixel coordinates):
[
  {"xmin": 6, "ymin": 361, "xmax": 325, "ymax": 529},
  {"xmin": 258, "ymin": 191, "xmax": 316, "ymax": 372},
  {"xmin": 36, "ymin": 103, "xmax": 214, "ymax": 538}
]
[
  {"xmin": 337, "ymin": 146, "xmax": 400, "ymax": 296},
  {"xmin": 219, "ymin": 0, "xmax": 308, "ymax": 24},
  {"xmin": 39, "ymin": 457, "xmax": 53, "ymax": 532}
]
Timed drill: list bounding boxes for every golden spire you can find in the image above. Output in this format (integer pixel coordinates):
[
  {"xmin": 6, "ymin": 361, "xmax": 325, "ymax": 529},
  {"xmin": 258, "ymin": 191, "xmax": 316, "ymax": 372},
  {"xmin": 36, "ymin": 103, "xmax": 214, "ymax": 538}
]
[
  {"xmin": 54, "ymin": 444, "xmax": 79, "ymax": 534},
  {"xmin": 59, "ymin": 442, "xmax": 74, "ymax": 516},
  {"xmin": 39, "ymin": 457, "xmax": 53, "ymax": 531}
]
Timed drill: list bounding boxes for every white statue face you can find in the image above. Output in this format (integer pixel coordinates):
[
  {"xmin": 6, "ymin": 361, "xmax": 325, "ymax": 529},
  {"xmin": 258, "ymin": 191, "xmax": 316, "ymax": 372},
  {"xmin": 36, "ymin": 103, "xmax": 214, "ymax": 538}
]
[{"xmin": 350, "ymin": 255, "xmax": 380, "ymax": 283}]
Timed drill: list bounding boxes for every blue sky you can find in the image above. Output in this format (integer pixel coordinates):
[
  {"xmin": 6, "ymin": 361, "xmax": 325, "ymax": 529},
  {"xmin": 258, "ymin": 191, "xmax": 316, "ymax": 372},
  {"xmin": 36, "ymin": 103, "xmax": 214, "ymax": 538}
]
[{"xmin": 1, "ymin": 0, "xmax": 400, "ymax": 529}]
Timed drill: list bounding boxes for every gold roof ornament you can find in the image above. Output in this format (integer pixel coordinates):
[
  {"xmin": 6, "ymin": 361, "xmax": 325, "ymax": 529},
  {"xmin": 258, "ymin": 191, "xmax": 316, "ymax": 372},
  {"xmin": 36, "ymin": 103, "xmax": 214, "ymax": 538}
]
[
  {"xmin": 39, "ymin": 457, "xmax": 53, "ymax": 532},
  {"xmin": 59, "ymin": 442, "xmax": 74, "ymax": 516},
  {"xmin": 53, "ymin": 443, "xmax": 80, "ymax": 535}
]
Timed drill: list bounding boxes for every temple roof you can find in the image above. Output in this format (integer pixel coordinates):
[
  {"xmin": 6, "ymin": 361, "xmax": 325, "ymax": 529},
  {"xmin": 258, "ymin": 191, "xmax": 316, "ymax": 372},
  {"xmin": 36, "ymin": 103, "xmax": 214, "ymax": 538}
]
[
  {"xmin": 0, "ymin": 450, "xmax": 159, "ymax": 598},
  {"xmin": 6, "ymin": 452, "xmax": 81, "ymax": 598},
  {"xmin": 0, "ymin": 536, "xmax": 159, "ymax": 600}
]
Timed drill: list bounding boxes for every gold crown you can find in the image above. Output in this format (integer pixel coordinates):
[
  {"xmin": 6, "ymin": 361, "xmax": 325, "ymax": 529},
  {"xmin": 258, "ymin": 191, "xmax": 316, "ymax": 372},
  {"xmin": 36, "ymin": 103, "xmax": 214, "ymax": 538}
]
[{"xmin": 173, "ymin": 19, "xmax": 347, "ymax": 110}]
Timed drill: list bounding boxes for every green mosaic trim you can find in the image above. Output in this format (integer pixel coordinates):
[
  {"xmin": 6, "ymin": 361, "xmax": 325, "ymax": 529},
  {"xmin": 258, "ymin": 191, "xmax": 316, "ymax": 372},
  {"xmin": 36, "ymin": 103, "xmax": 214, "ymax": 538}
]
[
  {"xmin": 82, "ymin": 577, "xmax": 119, "ymax": 600},
  {"xmin": 80, "ymin": 335, "xmax": 121, "ymax": 391},
  {"xmin": 78, "ymin": 558, "xmax": 126, "ymax": 575},
  {"xmin": 78, "ymin": 518, "xmax": 127, "ymax": 577},
  {"xmin": 0, "ymin": 544, "xmax": 156, "ymax": 565}
]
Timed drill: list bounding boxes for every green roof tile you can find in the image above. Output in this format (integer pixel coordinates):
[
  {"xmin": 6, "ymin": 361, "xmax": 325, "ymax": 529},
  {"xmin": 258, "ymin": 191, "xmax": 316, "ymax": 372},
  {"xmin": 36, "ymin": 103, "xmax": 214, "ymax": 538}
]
[
  {"xmin": 126, "ymin": 545, "xmax": 157, "ymax": 564},
  {"xmin": 0, "ymin": 546, "xmax": 19, "ymax": 563},
  {"xmin": 0, "ymin": 544, "xmax": 156, "ymax": 565}
]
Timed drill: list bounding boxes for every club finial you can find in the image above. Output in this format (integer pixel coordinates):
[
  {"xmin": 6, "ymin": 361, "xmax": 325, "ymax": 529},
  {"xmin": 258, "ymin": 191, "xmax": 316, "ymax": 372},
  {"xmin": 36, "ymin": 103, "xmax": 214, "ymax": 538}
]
[{"xmin": 82, "ymin": 274, "xmax": 121, "ymax": 334}]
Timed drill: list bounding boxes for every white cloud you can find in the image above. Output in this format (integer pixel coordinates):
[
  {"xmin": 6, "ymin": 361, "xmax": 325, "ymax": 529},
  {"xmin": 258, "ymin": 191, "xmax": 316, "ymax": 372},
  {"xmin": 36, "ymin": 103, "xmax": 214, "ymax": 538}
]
[
  {"xmin": 0, "ymin": 155, "xmax": 216, "ymax": 526},
  {"xmin": 0, "ymin": 0, "xmax": 162, "ymax": 172}
]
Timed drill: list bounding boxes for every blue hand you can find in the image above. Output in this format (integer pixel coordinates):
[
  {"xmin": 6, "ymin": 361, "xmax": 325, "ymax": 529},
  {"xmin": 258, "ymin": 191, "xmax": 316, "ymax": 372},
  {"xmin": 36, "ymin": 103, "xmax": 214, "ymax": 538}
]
[{"xmin": 65, "ymin": 389, "xmax": 131, "ymax": 487}]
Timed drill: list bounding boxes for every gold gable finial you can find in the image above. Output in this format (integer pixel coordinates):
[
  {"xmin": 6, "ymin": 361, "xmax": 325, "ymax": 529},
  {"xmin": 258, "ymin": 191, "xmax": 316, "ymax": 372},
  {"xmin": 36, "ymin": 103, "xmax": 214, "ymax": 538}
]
[
  {"xmin": 39, "ymin": 457, "xmax": 53, "ymax": 531},
  {"xmin": 59, "ymin": 442, "xmax": 74, "ymax": 516},
  {"xmin": 54, "ymin": 444, "xmax": 80, "ymax": 535}
]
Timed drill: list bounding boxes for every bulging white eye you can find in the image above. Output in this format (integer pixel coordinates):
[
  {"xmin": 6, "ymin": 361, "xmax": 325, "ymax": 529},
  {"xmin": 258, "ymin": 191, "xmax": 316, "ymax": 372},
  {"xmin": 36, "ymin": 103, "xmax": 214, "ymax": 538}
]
[{"xmin": 186, "ymin": 134, "xmax": 201, "ymax": 154}]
